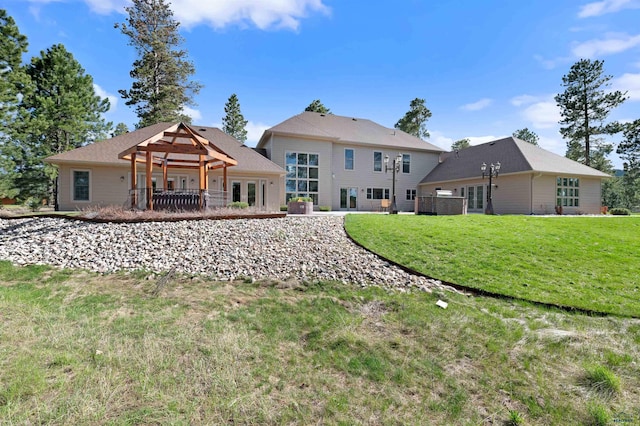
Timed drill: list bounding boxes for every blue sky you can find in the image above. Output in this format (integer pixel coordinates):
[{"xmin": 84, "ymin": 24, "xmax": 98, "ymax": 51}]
[{"xmin": 4, "ymin": 0, "xmax": 640, "ymax": 166}]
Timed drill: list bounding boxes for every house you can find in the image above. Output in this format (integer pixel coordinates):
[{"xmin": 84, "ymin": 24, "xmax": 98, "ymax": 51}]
[
  {"xmin": 419, "ymin": 137, "xmax": 611, "ymax": 215},
  {"xmin": 45, "ymin": 122, "xmax": 285, "ymax": 211},
  {"xmin": 257, "ymin": 111, "xmax": 446, "ymax": 211}
]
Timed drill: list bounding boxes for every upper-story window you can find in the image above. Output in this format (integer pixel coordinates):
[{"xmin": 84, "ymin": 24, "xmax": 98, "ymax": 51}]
[
  {"xmin": 373, "ymin": 151, "xmax": 382, "ymax": 172},
  {"xmin": 345, "ymin": 149, "xmax": 354, "ymax": 170},
  {"xmin": 402, "ymin": 154, "xmax": 411, "ymax": 174}
]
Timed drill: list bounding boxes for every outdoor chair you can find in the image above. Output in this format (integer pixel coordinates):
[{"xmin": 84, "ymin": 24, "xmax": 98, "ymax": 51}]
[{"xmin": 380, "ymin": 199, "xmax": 390, "ymax": 212}]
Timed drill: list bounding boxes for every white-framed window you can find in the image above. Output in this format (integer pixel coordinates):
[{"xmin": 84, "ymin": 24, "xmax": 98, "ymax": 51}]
[
  {"xmin": 366, "ymin": 188, "xmax": 390, "ymax": 200},
  {"xmin": 557, "ymin": 177, "xmax": 580, "ymax": 207},
  {"xmin": 373, "ymin": 151, "xmax": 382, "ymax": 172},
  {"xmin": 286, "ymin": 151, "xmax": 319, "ymax": 204},
  {"xmin": 72, "ymin": 170, "xmax": 90, "ymax": 201},
  {"xmin": 406, "ymin": 189, "xmax": 416, "ymax": 200},
  {"xmin": 402, "ymin": 154, "xmax": 411, "ymax": 174},
  {"xmin": 344, "ymin": 149, "xmax": 354, "ymax": 170}
]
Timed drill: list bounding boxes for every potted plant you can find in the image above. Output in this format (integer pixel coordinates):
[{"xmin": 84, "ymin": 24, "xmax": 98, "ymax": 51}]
[{"xmin": 287, "ymin": 197, "xmax": 314, "ymax": 214}]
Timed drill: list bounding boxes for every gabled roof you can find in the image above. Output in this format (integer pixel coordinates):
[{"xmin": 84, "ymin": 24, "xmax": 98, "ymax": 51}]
[
  {"xmin": 46, "ymin": 123, "xmax": 285, "ymax": 175},
  {"xmin": 258, "ymin": 111, "xmax": 445, "ymax": 152},
  {"xmin": 420, "ymin": 137, "xmax": 611, "ymax": 184}
]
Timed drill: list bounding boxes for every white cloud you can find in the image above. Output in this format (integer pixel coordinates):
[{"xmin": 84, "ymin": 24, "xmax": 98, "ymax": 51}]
[
  {"xmin": 245, "ymin": 121, "xmax": 270, "ymax": 145},
  {"xmin": 538, "ymin": 135, "xmax": 565, "ymax": 154},
  {"xmin": 613, "ymin": 72, "xmax": 640, "ymax": 101},
  {"xmin": 429, "ymin": 130, "xmax": 454, "ymax": 150},
  {"xmin": 25, "ymin": 0, "xmax": 331, "ymax": 31},
  {"xmin": 460, "ymin": 98, "xmax": 493, "ymax": 111},
  {"xmin": 571, "ymin": 33, "xmax": 640, "ymax": 58},
  {"xmin": 511, "ymin": 94, "xmax": 561, "ymax": 129},
  {"xmin": 181, "ymin": 106, "xmax": 202, "ymax": 121},
  {"xmin": 467, "ymin": 135, "xmax": 505, "ymax": 145},
  {"xmin": 93, "ymin": 83, "xmax": 118, "ymax": 111},
  {"xmin": 578, "ymin": 0, "xmax": 640, "ymax": 18}
]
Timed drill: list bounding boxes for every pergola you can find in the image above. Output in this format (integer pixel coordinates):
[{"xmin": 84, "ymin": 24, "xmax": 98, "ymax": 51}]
[{"xmin": 118, "ymin": 122, "xmax": 238, "ymax": 210}]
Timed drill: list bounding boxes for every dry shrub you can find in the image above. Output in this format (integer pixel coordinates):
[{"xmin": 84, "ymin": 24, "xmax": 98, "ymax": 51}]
[{"xmin": 79, "ymin": 205, "xmax": 281, "ymax": 222}]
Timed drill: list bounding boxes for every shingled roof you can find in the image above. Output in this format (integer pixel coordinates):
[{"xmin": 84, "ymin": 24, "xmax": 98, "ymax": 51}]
[
  {"xmin": 46, "ymin": 123, "xmax": 284, "ymax": 175},
  {"xmin": 258, "ymin": 111, "xmax": 445, "ymax": 152},
  {"xmin": 420, "ymin": 137, "xmax": 611, "ymax": 184}
]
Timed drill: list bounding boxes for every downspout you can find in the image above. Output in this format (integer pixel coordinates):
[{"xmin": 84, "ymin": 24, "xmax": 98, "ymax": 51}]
[{"xmin": 531, "ymin": 173, "xmax": 543, "ymax": 214}]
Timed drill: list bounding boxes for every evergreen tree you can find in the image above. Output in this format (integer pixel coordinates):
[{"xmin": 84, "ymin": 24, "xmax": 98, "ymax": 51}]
[
  {"xmin": 222, "ymin": 94, "xmax": 248, "ymax": 143},
  {"xmin": 1, "ymin": 44, "xmax": 111, "ymax": 205},
  {"xmin": 395, "ymin": 98, "xmax": 432, "ymax": 139},
  {"xmin": 451, "ymin": 138, "xmax": 470, "ymax": 151},
  {"xmin": 304, "ymin": 99, "xmax": 330, "ymax": 114},
  {"xmin": 116, "ymin": 0, "xmax": 202, "ymax": 128},
  {"xmin": 512, "ymin": 128, "xmax": 539, "ymax": 146},
  {"xmin": 0, "ymin": 9, "xmax": 30, "ymax": 199},
  {"xmin": 112, "ymin": 122, "xmax": 129, "ymax": 137},
  {"xmin": 554, "ymin": 59, "xmax": 627, "ymax": 170},
  {"xmin": 616, "ymin": 119, "xmax": 640, "ymax": 208}
]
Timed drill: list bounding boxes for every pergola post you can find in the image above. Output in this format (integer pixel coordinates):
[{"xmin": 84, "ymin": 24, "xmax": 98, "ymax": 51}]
[
  {"xmin": 223, "ymin": 165, "xmax": 228, "ymax": 205},
  {"xmin": 130, "ymin": 152, "xmax": 137, "ymax": 208},
  {"xmin": 146, "ymin": 150, "xmax": 153, "ymax": 210},
  {"xmin": 199, "ymin": 154, "xmax": 206, "ymax": 209},
  {"xmin": 162, "ymin": 159, "xmax": 168, "ymax": 190}
]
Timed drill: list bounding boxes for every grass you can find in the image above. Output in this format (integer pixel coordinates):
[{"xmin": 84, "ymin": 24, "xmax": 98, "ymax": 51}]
[
  {"xmin": 344, "ymin": 214, "xmax": 640, "ymax": 317},
  {"xmin": 1, "ymin": 261, "xmax": 639, "ymax": 425}
]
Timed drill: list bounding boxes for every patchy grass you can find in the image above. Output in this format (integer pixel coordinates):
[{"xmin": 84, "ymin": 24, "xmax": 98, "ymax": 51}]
[
  {"xmin": 344, "ymin": 214, "xmax": 640, "ymax": 317},
  {"xmin": 1, "ymin": 262, "xmax": 639, "ymax": 424}
]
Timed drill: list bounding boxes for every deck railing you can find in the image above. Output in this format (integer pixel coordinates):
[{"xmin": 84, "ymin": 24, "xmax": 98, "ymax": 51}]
[{"xmin": 128, "ymin": 188, "xmax": 228, "ymax": 211}]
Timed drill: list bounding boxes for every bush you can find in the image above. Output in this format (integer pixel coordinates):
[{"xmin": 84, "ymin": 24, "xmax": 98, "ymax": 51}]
[
  {"xmin": 319, "ymin": 206, "xmax": 331, "ymax": 212},
  {"xmin": 280, "ymin": 205, "xmax": 288, "ymax": 212},
  {"xmin": 290, "ymin": 197, "xmax": 313, "ymax": 202},
  {"xmin": 609, "ymin": 207, "xmax": 631, "ymax": 215},
  {"xmin": 25, "ymin": 197, "xmax": 42, "ymax": 212},
  {"xmin": 227, "ymin": 202, "xmax": 249, "ymax": 209}
]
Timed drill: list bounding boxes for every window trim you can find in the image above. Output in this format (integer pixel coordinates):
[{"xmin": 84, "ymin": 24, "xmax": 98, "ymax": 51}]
[
  {"xmin": 366, "ymin": 187, "xmax": 390, "ymax": 200},
  {"xmin": 556, "ymin": 176, "xmax": 580, "ymax": 207},
  {"xmin": 402, "ymin": 153, "xmax": 411, "ymax": 174},
  {"xmin": 71, "ymin": 169, "xmax": 91, "ymax": 202},
  {"xmin": 373, "ymin": 151, "xmax": 383, "ymax": 172},
  {"xmin": 406, "ymin": 189, "xmax": 416, "ymax": 200},
  {"xmin": 344, "ymin": 148, "xmax": 354, "ymax": 171}
]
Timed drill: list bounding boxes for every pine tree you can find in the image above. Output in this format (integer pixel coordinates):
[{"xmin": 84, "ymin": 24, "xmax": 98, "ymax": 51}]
[
  {"xmin": 2, "ymin": 44, "xmax": 111, "ymax": 205},
  {"xmin": 616, "ymin": 119, "xmax": 640, "ymax": 208},
  {"xmin": 554, "ymin": 59, "xmax": 627, "ymax": 170},
  {"xmin": 222, "ymin": 94, "xmax": 248, "ymax": 143},
  {"xmin": 451, "ymin": 138, "xmax": 470, "ymax": 151},
  {"xmin": 0, "ymin": 9, "xmax": 30, "ymax": 199},
  {"xmin": 395, "ymin": 98, "xmax": 432, "ymax": 139},
  {"xmin": 112, "ymin": 122, "xmax": 130, "ymax": 137},
  {"xmin": 512, "ymin": 128, "xmax": 539, "ymax": 146},
  {"xmin": 304, "ymin": 99, "xmax": 330, "ymax": 114},
  {"xmin": 116, "ymin": 0, "xmax": 202, "ymax": 128}
]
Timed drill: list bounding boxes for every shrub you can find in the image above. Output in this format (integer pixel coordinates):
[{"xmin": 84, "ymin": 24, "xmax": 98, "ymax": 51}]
[
  {"xmin": 609, "ymin": 207, "xmax": 631, "ymax": 215},
  {"xmin": 25, "ymin": 197, "xmax": 42, "ymax": 212},
  {"xmin": 290, "ymin": 197, "xmax": 313, "ymax": 202},
  {"xmin": 280, "ymin": 205, "xmax": 288, "ymax": 212},
  {"xmin": 319, "ymin": 205, "xmax": 331, "ymax": 212},
  {"xmin": 584, "ymin": 365, "xmax": 621, "ymax": 396},
  {"xmin": 227, "ymin": 202, "xmax": 249, "ymax": 209}
]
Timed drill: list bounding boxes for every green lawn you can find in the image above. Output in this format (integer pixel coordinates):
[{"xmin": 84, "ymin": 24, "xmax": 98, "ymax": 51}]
[
  {"xmin": 1, "ymin": 262, "xmax": 638, "ymax": 425},
  {"xmin": 344, "ymin": 215, "xmax": 640, "ymax": 317}
]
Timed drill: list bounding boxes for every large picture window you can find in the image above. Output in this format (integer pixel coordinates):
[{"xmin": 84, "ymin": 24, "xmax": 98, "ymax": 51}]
[
  {"xmin": 557, "ymin": 177, "xmax": 580, "ymax": 207},
  {"xmin": 373, "ymin": 151, "xmax": 382, "ymax": 172},
  {"xmin": 73, "ymin": 170, "xmax": 90, "ymax": 201},
  {"xmin": 344, "ymin": 149, "xmax": 354, "ymax": 170},
  {"xmin": 286, "ymin": 151, "xmax": 319, "ymax": 204}
]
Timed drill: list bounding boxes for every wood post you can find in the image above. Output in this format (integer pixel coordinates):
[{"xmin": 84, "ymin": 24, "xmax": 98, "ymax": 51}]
[
  {"xmin": 131, "ymin": 152, "xmax": 137, "ymax": 208},
  {"xmin": 223, "ymin": 165, "xmax": 228, "ymax": 205},
  {"xmin": 146, "ymin": 151, "xmax": 153, "ymax": 210}
]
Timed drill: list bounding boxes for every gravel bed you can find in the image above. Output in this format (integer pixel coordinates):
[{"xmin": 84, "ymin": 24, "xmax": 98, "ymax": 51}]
[{"xmin": 0, "ymin": 216, "xmax": 451, "ymax": 292}]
